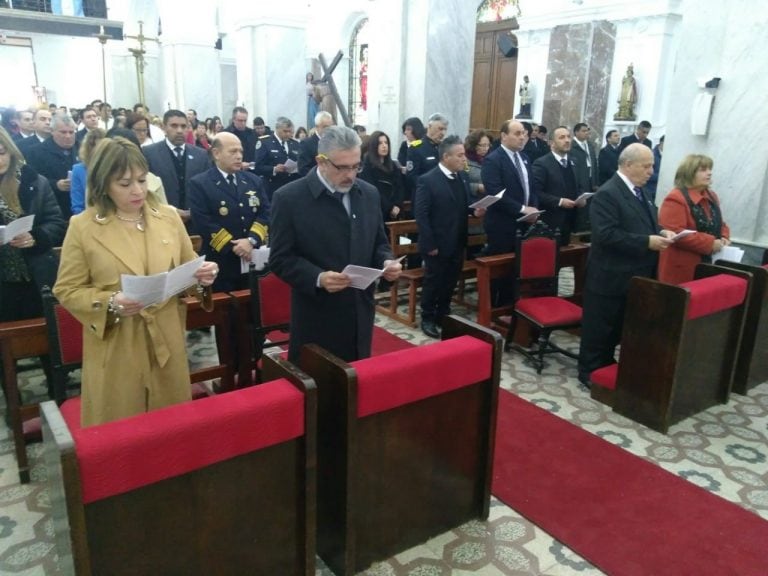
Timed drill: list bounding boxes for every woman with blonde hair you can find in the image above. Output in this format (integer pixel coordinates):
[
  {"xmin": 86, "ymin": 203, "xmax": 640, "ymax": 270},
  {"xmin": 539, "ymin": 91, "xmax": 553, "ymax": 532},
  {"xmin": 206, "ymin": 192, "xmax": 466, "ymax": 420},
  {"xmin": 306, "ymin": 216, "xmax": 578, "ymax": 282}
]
[
  {"xmin": 658, "ymin": 154, "xmax": 730, "ymax": 284},
  {"xmin": 0, "ymin": 126, "xmax": 66, "ymax": 321},
  {"xmin": 54, "ymin": 137, "xmax": 219, "ymax": 426}
]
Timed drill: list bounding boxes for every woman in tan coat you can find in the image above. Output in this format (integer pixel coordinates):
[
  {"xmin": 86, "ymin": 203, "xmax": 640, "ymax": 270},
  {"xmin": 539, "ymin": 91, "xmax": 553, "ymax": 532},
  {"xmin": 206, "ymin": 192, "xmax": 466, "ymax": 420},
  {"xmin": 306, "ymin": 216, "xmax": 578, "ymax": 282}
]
[
  {"xmin": 657, "ymin": 154, "xmax": 730, "ymax": 285},
  {"xmin": 54, "ymin": 137, "xmax": 219, "ymax": 427}
]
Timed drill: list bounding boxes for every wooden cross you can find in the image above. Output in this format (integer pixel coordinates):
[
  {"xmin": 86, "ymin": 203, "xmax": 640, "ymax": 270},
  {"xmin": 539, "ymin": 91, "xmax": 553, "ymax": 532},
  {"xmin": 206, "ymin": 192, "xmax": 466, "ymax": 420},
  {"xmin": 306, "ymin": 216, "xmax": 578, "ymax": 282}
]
[
  {"xmin": 124, "ymin": 21, "xmax": 160, "ymax": 106},
  {"xmin": 318, "ymin": 50, "xmax": 351, "ymax": 127}
]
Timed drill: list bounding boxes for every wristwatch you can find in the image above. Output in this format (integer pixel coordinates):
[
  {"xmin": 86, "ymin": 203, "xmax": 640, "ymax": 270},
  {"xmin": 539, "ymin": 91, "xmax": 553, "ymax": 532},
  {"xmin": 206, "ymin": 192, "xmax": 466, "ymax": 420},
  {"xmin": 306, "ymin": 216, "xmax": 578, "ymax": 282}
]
[{"xmin": 248, "ymin": 237, "xmax": 257, "ymax": 247}]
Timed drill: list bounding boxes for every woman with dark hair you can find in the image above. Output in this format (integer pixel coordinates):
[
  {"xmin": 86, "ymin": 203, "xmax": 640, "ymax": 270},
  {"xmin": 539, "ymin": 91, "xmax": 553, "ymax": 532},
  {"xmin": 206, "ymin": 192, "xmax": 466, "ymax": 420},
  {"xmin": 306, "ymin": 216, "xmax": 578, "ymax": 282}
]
[
  {"xmin": 126, "ymin": 112, "xmax": 153, "ymax": 147},
  {"xmin": 54, "ymin": 137, "xmax": 219, "ymax": 427},
  {"xmin": 657, "ymin": 154, "xmax": 730, "ymax": 284},
  {"xmin": 397, "ymin": 117, "xmax": 425, "ymax": 167},
  {"xmin": 0, "ymin": 126, "xmax": 66, "ymax": 321},
  {"xmin": 194, "ymin": 120, "xmax": 211, "ymax": 150},
  {"xmin": 294, "ymin": 126, "xmax": 308, "ymax": 141},
  {"xmin": 464, "ymin": 129, "xmax": 491, "ymax": 198},
  {"xmin": 359, "ymin": 131, "xmax": 404, "ymax": 223}
]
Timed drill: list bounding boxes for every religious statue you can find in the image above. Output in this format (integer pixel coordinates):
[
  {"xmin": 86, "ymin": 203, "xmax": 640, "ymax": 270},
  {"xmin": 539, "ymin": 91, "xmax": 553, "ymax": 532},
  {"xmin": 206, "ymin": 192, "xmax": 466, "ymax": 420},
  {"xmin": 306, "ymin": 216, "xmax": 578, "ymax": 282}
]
[
  {"xmin": 614, "ymin": 64, "xmax": 638, "ymax": 121},
  {"xmin": 518, "ymin": 75, "xmax": 531, "ymax": 118}
]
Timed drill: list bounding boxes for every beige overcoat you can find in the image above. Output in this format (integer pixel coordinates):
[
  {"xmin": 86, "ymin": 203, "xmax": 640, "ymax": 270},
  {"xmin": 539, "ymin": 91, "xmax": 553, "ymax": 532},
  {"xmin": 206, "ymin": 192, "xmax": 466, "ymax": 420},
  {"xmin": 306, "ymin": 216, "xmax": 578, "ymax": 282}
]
[{"xmin": 54, "ymin": 204, "xmax": 200, "ymax": 427}]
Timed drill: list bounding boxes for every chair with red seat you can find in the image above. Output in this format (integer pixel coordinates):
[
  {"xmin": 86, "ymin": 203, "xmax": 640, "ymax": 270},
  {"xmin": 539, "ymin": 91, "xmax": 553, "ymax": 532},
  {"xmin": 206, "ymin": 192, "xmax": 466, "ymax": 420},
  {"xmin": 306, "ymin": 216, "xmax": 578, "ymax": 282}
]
[
  {"xmin": 298, "ymin": 315, "xmax": 502, "ymax": 576},
  {"xmin": 248, "ymin": 265, "xmax": 292, "ymax": 382},
  {"xmin": 41, "ymin": 353, "xmax": 316, "ymax": 576},
  {"xmin": 42, "ymin": 286, "xmax": 83, "ymax": 405},
  {"xmin": 589, "ymin": 263, "xmax": 752, "ymax": 433},
  {"xmin": 504, "ymin": 221, "xmax": 583, "ymax": 373}
]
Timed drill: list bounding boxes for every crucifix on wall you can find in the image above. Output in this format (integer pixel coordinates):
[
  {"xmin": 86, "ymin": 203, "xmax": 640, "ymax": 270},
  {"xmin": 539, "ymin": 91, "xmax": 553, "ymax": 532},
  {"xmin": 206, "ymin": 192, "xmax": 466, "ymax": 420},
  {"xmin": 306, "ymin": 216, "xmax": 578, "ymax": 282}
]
[
  {"xmin": 318, "ymin": 50, "xmax": 351, "ymax": 127},
  {"xmin": 124, "ymin": 21, "xmax": 159, "ymax": 107}
]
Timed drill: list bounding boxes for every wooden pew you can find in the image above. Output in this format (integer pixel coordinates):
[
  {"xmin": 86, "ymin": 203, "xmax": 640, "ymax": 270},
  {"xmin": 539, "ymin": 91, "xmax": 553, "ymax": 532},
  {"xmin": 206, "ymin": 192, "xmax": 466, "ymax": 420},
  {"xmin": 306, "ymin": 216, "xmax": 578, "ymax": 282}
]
[
  {"xmin": 714, "ymin": 261, "xmax": 768, "ymax": 394},
  {"xmin": 474, "ymin": 242, "xmax": 590, "ymax": 330},
  {"xmin": 298, "ymin": 315, "xmax": 502, "ymax": 575},
  {"xmin": 3, "ymin": 293, "xmax": 236, "ymax": 483},
  {"xmin": 375, "ymin": 217, "xmax": 486, "ymax": 327},
  {"xmin": 42, "ymin": 353, "xmax": 316, "ymax": 576},
  {"xmin": 0, "ymin": 318, "xmax": 49, "ymax": 483},
  {"xmin": 592, "ymin": 264, "xmax": 751, "ymax": 433}
]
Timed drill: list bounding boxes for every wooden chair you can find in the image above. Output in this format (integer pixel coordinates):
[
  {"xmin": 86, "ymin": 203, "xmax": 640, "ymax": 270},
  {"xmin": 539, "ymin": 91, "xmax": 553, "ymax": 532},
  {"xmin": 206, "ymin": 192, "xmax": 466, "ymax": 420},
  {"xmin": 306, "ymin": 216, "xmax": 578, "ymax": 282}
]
[
  {"xmin": 41, "ymin": 354, "xmax": 316, "ymax": 576},
  {"xmin": 298, "ymin": 315, "xmax": 502, "ymax": 575},
  {"xmin": 590, "ymin": 264, "xmax": 751, "ymax": 433},
  {"xmin": 42, "ymin": 287, "xmax": 82, "ymax": 405},
  {"xmin": 250, "ymin": 266, "xmax": 291, "ymax": 379},
  {"xmin": 505, "ymin": 222, "xmax": 582, "ymax": 373},
  {"xmin": 714, "ymin": 260, "xmax": 768, "ymax": 394},
  {"xmin": 182, "ymin": 292, "xmax": 236, "ymax": 392}
]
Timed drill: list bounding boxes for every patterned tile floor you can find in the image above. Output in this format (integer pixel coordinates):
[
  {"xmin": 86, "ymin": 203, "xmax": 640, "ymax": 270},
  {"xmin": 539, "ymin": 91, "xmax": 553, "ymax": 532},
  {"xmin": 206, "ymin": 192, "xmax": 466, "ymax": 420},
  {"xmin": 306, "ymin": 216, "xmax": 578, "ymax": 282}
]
[{"xmin": 1, "ymin": 303, "xmax": 766, "ymax": 575}]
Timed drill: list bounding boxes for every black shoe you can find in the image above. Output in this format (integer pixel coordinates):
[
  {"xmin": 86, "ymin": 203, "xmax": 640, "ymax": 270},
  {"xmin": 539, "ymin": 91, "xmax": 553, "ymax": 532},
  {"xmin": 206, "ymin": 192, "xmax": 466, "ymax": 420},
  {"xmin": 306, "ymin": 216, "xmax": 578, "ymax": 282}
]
[
  {"xmin": 421, "ymin": 320, "xmax": 440, "ymax": 339},
  {"xmin": 577, "ymin": 373, "xmax": 591, "ymax": 390}
]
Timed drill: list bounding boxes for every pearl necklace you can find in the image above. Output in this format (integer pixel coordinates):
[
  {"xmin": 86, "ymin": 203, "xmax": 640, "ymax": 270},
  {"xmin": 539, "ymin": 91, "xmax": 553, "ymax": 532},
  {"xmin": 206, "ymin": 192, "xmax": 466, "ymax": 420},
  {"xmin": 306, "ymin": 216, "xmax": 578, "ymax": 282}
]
[{"xmin": 115, "ymin": 211, "xmax": 145, "ymax": 232}]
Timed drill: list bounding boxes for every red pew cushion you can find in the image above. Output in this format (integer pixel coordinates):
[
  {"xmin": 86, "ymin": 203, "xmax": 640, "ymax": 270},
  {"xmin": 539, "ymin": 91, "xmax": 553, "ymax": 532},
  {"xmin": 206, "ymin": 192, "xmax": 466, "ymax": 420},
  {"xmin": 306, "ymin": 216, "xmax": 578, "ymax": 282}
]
[
  {"xmin": 516, "ymin": 297, "xmax": 582, "ymax": 326},
  {"xmin": 352, "ymin": 335, "xmax": 493, "ymax": 418},
  {"xmin": 680, "ymin": 274, "xmax": 747, "ymax": 320},
  {"xmin": 69, "ymin": 379, "xmax": 304, "ymax": 504},
  {"xmin": 590, "ymin": 364, "xmax": 618, "ymax": 390}
]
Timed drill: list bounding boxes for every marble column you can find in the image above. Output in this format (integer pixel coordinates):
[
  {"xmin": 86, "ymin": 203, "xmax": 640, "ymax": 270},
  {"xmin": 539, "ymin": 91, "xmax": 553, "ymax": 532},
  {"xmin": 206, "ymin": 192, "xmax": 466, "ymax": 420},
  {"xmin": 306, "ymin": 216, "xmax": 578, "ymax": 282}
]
[
  {"xmin": 232, "ymin": 6, "xmax": 308, "ymax": 128},
  {"xmin": 541, "ymin": 21, "xmax": 615, "ymax": 145},
  {"xmin": 155, "ymin": 0, "xmax": 220, "ymax": 117}
]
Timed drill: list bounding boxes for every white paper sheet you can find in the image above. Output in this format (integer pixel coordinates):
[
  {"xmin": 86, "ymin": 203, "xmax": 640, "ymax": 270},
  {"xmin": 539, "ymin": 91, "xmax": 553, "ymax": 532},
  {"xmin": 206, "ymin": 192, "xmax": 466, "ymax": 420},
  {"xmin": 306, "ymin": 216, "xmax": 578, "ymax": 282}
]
[
  {"xmin": 574, "ymin": 192, "xmax": 595, "ymax": 208},
  {"xmin": 0, "ymin": 215, "xmax": 35, "ymax": 244},
  {"xmin": 712, "ymin": 245, "xmax": 745, "ymax": 264},
  {"xmin": 469, "ymin": 188, "xmax": 505, "ymax": 210},
  {"xmin": 241, "ymin": 245, "xmax": 271, "ymax": 274},
  {"xmin": 284, "ymin": 158, "xmax": 298, "ymax": 174},
  {"xmin": 516, "ymin": 210, "xmax": 545, "ymax": 223},
  {"xmin": 670, "ymin": 229, "xmax": 696, "ymax": 242},
  {"xmin": 121, "ymin": 256, "xmax": 206, "ymax": 306},
  {"xmin": 342, "ymin": 256, "xmax": 405, "ymax": 290}
]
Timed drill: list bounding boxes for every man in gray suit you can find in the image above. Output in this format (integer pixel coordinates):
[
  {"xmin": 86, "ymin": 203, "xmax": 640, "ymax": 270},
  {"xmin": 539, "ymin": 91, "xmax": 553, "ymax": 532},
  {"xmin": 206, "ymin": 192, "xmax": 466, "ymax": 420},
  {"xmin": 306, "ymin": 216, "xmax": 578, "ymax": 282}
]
[
  {"xmin": 269, "ymin": 126, "xmax": 402, "ymax": 362},
  {"xmin": 142, "ymin": 109, "xmax": 209, "ymax": 227},
  {"xmin": 578, "ymin": 144, "xmax": 674, "ymax": 387}
]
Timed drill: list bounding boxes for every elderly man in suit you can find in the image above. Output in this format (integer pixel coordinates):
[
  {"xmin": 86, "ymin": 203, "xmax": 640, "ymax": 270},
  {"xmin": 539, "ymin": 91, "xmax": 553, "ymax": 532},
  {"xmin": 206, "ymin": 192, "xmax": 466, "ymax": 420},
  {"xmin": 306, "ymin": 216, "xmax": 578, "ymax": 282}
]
[
  {"xmin": 269, "ymin": 126, "xmax": 402, "ymax": 362},
  {"xmin": 578, "ymin": 143, "xmax": 674, "ymax": 387},
  {"xmin": 533, "ymin": 126, "xmax": 580, "ymax": 246},
  {"xmin": 481, "ymin": 119, "xmax": 539, "ymax": 306},
  {"xmin": 415, "ymin": 135, "xmax": 487, "ymax": 338},
  {"xmin": 297, "ymin": 110, "xmax": 334, "ymax": 176},
  {"xmin": 142, "ymin": 109, "xmax": 209, "ymax": 228},
  {"xmin": 188, "ymin": 132, "xmax": 270, "ymax": 292}
]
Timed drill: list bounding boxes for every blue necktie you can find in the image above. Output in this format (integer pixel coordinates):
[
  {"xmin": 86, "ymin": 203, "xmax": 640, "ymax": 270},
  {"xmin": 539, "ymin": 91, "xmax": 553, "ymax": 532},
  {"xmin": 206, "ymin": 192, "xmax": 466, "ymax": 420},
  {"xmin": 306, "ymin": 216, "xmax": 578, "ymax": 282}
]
[{"xmin": 633, "ymin": 186, "xmax": 645, "ymax": 202}]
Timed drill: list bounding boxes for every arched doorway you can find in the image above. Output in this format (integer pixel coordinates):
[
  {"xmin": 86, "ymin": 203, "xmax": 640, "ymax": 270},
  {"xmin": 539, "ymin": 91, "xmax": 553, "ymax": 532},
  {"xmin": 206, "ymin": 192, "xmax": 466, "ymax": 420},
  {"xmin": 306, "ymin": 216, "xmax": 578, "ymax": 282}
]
[{"xmin": 470, "ymin": 0, "xmax": 521, "ymax": 135}]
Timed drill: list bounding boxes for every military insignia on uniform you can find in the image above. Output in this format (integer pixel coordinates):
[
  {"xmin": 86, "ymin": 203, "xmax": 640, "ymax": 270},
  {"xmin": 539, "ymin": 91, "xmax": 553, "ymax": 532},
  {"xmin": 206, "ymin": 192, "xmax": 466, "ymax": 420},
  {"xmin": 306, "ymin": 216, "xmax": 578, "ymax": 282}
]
[
  {"xmin": 255, "ymin": 140, "xmax": 262, "ymax": 150},
  {"xmin": 219, "ymin": 206, "xmax": 229, "ymax": 215},
  {"xmin": 410, "ymin": 139, "xmax": 422, "ymax": 147},
  {"xmin": 406, "ymin": 161, "xmax": 413, "ymax": 172},
  {"xmin": 247, "ymin": 192, "xmax": 260, "ymax": 208}
]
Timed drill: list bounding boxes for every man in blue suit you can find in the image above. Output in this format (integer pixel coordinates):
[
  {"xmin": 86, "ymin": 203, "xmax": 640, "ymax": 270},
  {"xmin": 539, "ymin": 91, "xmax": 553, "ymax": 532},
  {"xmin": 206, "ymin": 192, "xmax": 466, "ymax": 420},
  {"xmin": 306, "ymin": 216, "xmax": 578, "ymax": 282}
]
[
  {"xmin": 481, "ymin": 119, "xmax": 539, "ymax": 305},
  {"xmin": 188, "ymin": 132, "xmax": 270, "ymax": 292},
  {"xmin": 143, "ymin": 109, "xmax": 209, "ymax": 229},
  {"xmin": 415, "ymin": 135, "xmax": 487, "ymax": 338}
]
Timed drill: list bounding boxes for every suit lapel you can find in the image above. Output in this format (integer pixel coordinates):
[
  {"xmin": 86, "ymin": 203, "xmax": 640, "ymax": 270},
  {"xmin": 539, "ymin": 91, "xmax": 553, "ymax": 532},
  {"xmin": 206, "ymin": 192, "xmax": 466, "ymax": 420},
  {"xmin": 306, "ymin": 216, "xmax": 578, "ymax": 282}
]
[
  {"xmin": 500, "ymin": 150, "xmax": 525, "ymax": 190},
  {"xmin": 211, "ymin": 169, "xmax": 239, "ymax": 202},
  {"xmin": 144, "ymin": 208, "xmax": 177, "ymax": 275},
  {"xmin": 92, "ymin": 217, "xmax": 146, "ymax": 276},
  {"xmin": 617, "ymin": 176, "xmax": 654, "ymax": 227}
]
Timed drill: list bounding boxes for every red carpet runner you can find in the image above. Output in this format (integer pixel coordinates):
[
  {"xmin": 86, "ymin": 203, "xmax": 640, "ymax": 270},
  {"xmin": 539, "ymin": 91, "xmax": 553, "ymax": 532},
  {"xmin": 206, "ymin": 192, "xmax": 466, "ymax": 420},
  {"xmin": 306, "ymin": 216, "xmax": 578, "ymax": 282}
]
[{"xmin": 492, "ymin": 390, "xmax": 768, "ymax": 576}]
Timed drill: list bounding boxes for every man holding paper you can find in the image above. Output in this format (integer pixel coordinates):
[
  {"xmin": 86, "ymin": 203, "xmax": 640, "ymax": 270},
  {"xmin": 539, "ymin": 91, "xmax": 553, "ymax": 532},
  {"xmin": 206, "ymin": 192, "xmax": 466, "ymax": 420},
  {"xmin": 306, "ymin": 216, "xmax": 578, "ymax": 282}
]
[
  {"xmin": 269, "ymin": 126, "xmax": 401, "ymax": 362},
  {"xmin": 189, "ymin": 132, "xmax": 270, "ymax": 291}
]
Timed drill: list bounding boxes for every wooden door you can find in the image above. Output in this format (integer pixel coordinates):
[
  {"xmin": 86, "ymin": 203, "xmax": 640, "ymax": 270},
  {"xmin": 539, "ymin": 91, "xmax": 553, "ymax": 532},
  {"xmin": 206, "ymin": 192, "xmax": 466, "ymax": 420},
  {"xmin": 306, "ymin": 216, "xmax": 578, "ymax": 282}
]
[{"xmin": 470, "ymin": 21, "xmax": 518, "ymax": 135}]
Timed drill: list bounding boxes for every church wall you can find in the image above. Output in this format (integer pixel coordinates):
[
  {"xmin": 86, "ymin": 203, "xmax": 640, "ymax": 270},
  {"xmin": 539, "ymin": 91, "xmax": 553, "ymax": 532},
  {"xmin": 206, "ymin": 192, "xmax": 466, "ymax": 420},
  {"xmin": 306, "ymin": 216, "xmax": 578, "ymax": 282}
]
[{"xmin": 658, "ymin": 0, "xmax": 768, "ymax": 249}]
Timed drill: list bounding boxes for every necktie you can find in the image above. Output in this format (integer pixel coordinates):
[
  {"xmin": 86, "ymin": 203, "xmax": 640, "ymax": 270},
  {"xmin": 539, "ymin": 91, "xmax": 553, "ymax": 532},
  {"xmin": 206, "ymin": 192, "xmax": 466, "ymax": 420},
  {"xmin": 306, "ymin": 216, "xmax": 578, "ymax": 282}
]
[
  {"xmin": 283, "ymin": 140, "xmax": 289, "ymax": 155},
  {"xmin": 632, "ymin": 186, "xmax": 645, "ymax": 202},
  {"xmin": 513, "ymin": 153, "xmax": 529, "ymax": 205},
  {"xmin": 560, "ymin": 157, "xmax": 568, "ymax": 168},
  {"xmin": 333, "ymin": 191, "xmax": 350, "ymax": 216},
  {"xmin": 174, "ymin": 146, "xmax": 183, "ymax": 158},
  {"xmin": 227, "ymin": 174, "xmax": 236, "ymax": 190}
]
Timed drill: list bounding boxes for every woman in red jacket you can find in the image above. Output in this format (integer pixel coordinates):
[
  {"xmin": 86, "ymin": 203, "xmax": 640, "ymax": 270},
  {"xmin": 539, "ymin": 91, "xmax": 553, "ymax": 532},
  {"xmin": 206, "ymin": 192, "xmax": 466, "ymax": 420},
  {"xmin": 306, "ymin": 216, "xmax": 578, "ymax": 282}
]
[{"xmin": 658, "ymin": 154, "xmax": 730, "ymax": 284}]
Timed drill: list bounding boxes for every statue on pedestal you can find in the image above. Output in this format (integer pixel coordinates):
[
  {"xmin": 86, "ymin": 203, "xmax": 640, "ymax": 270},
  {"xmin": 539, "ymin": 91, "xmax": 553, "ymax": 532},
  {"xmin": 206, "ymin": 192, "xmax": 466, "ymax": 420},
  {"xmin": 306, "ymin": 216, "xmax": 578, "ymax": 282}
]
[
  {"xmin": 614, "ymin": 64, "xmax": 638, "ymax": 121},
  {"xmin": 518, "ymin": 75, "xmax": 531, "ymax": 119}
]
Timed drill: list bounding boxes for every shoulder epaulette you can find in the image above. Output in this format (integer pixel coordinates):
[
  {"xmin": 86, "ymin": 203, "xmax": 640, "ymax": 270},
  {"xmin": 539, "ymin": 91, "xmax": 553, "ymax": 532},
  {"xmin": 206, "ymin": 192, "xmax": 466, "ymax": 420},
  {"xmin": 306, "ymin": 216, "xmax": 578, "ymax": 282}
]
[
  {"xmin": 410, "ymin": 139, "xmax": 422, "ymax": 147},
  {"xmin": 259, "ymin": 135, "xmax": 270, "ymax": 139}
]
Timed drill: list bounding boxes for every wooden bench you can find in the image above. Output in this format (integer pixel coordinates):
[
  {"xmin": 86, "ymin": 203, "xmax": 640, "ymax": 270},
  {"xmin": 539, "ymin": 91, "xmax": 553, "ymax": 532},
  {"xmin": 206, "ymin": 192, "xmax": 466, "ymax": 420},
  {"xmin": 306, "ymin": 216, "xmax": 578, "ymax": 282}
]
[
  {"xmin": 590, "ymin": 264, "xmax": 751, "ymax": 433},
  {"xmin": 298, "ymin": 315, "xmax": 502, "ymax": 575},
  {"xmin": 474, "ymin": 242, "xmax": 590, "ymax": 333},
  {"xmin": 714, "ymin": 261, "xmax": 768, "ymax": 394},
  {"xmin": 42, "ymin": 353, "xmax": 316, "ymax": 575},
  {"xmin": 375, "ymin": 217, "xmax": 486, "ymax": 327}
]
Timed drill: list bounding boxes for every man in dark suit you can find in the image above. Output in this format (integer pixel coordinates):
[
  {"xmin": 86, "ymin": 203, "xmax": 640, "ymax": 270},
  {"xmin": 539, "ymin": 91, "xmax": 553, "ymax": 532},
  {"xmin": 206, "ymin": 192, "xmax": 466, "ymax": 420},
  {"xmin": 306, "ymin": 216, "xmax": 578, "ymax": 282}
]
[
  {"xmin": 143, "ymin": 109, "xmax": 209, "ymax": 228},
  {"xmin": 76, "ymin": 107, "xmax": 99, "ymax": 147},
  {"xmin": 570, "ymin": 122, "xmax": 599, "ymax": 191},
  {"xmin": 224, "ymin": 106, "xmax": 257, "ymax": 164},
  {"xmin": 188, "ymin": 132, "xmax": 270, "ymax": 292},
  {"xmin": 252, "ymin": 116, "xmax": 301, "ymax": 198},
  {"xmin": 578, "ymin": 143, "xmax": 674, "ymax": 386},
  {"xmin": 26, "ymin": 114, "xmax": 78, "ymax": 219},
  {"xmin": 11, "ymin": 109, "xmax": 34, "ymax": 142},
  {"xmin": 17, "ymin": 108, "xmax": 52, "ymax": 158},
  {"xmin": 269, "ymin": 126, "xmax": 402, "ymax": 363},
  {"xmin": 297, "ymin": 110, "xmax": 333, "ymax": 176},
  {"xmin": 533, "ymin": 126, "xmax": 580, "ymax": 246},
  {"xmin": 598, "ymin": 129, "xmax": 621, "ymax": 185},
  {"xmin": 618, "ymin": 120, "xmax": 652, "ymax": 153},
  {"xmin": 523, "ymin": 122, "xmax": 549, "ymax": 161},
  {"xmin": 416, "ymin": 135, "xmax": 487, "ymax": 338}
]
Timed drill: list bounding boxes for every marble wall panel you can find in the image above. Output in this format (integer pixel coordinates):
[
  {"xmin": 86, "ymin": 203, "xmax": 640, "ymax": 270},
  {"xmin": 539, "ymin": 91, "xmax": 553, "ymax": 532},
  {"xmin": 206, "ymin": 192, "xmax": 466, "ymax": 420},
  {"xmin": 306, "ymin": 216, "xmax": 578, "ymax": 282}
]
[
  {"xmin": 583, "ymin": 20, "xmax": 616, "ymax": 149},
  {"xmin": 544, "ymin": 23, "xmax": 590, "ymax": 131}
]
